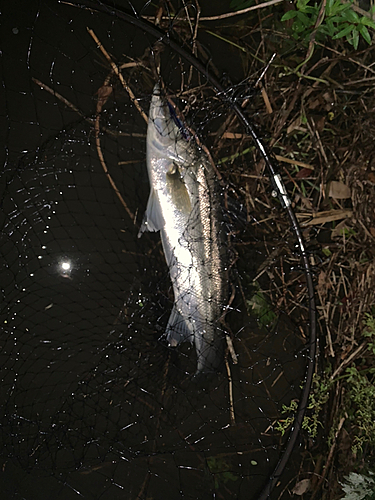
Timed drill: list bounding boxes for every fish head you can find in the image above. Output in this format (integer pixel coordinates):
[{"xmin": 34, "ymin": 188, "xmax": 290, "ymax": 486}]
[
  {"xmin": 149, "ymin": 86, "xmax": 180, "ymax": 145},
  {"xmin": 148, "ymin": 85, "xmax": 195, "ymax": 168}
]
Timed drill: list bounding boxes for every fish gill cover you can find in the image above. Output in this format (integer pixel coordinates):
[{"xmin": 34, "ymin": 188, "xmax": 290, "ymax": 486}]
[{"xmin": 0, "ymin": 1, "xmax": 315, "ymax": 499}]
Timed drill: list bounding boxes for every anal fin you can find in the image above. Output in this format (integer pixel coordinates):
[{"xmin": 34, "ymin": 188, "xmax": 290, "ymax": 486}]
[{"xmin": 165, "ymin": 306, "xmax": 192, "ymax": 346}]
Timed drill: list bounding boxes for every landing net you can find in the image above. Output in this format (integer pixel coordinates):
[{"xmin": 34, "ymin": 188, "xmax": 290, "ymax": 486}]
[{"xmin": 0, "ymin": 2, "xmax": 316, "ymax": 498}]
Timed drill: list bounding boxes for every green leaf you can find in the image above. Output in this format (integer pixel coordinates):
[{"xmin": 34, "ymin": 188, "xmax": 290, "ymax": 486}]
[
  {"xmin": 359, "ymin": 24, "xmax": 372, "ymax": 44},
  {"xmin": 340, "ymin": 8, "xmax": 360, "ymax": 24},
  {"xmin": 303, "ymin": 6, "xmax": 318, "ymax": 14},
  {"xmin": 293, "ymin": 19, "xmax": 309, "ymax": 34},
  {"xmin": 296, "ymin": 10, "xmax": 314, "ymax": 27},
  {"xmin": 247, "ymin": 287, "xmax": 277, "ymax": 329},
  {"xmin": 332, "ymin": 23, "xmax": 355, "ymax": 39},
  {"xmin": 296, "ymin": 0, "xmax": 311, "ymax": 10},
  {"xmin": 281, "ymin": 10, "xmax": 298, "ymax": 21},
  {"xmin": 326, "ymin": 0, "xmax": 335, "ymax": 16},
  {"xmin": 329, "ymin": 15, "xmax": 348, "ymax": 23},
  {"xmin": 303, "ymin": 7, "xmax": 319, "ymax": 14},
  {"xmin": 329, "ymin": 0, "xmax": 349, "ymax": 15},
  {"xmin": 319, "ymin": 18, "xmax": 336, "ymax": 36},
  {"xmin": 349, "ymin": 27, "xmax": 360, "ymax": 49},
  {"xmin": 360, "ymin": 16, "xmax": 375, "ymax": 29}
]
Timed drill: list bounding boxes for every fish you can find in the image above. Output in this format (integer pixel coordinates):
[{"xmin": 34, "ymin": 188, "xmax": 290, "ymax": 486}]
[{"xmin": 138, "ymin": 83, "xmax": 227, "ymax": 376}]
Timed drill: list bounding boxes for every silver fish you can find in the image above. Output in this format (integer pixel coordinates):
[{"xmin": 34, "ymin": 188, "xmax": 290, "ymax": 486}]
[{"xmin": 139, "ymin": 84, "xmax": 226, "ymax": 376}]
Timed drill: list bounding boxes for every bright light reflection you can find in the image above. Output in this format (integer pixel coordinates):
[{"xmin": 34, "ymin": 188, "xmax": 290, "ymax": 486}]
[
  {"xmin": 57, "ymin": 257, "xmax": 77, "ymax": 279},
  {"xmin": 61, "ymin": 261, "xmax": 71, "ymax": 271}
]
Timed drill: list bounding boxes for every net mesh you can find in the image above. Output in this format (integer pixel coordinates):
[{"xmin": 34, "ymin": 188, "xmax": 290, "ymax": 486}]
[{"xmin": 1, "ymin": 1, "xmax": 313, "ymax": 498}]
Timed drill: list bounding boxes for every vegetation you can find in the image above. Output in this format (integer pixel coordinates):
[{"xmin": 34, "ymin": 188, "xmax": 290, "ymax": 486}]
[
  {"xmin": 211, "ymin": 2, "xmax": 375, "ymax": 495},
  {"xmin": 230, "ymin": 0, "xmax": 375, "ymax": 50},
  {"xmin": 206, "ymin": 456, "xmax": 239, "ymax": 489},
  {"xmin": 340, "ymin": 472, "xmax": 375, "ymax": 500},
  {"xmin": 247, "ymin": 281, "xmax": 278, "ymax": 329},
  {"xmin": 281, "ymin": 0, "xmax": 375, "ymax": 50}
]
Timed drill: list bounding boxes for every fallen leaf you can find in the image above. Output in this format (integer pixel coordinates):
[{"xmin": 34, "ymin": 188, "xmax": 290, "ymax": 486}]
[
  {"xmin": 96, "ymin": 84, "xmax": 113, "ymax": 112},
  {"xmin": 317, "ymin": 270, "xmax": 332, "ymax": 302},
  {"xmin": 314, "ymin": 116, "xmax": 325, "ymax": 133},
  {"xmin": 287, "ymin": 116, "xmax": 302, "ymax": 134},
  {"xmin": 308, "ymin": 97, "xmax": 322, "ymax": 110},
  {"xmin": 328, "ymin": 181, "xmax": 351, "ymax": 199},
  {"xmin": 295, "ymin": 168, "xmax": 313, "ymax": 179},
  {"xmin": 292, "ymin": 478, "xmax": 310, "ymax": 495},
  {"xmin": 318, "ymin": 270, "xmax": 330, "ymax": 289}
]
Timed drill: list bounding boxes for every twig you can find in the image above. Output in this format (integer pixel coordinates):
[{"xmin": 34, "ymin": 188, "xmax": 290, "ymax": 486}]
[
  {"xmin": 87, "ymin": 28, "xmax": 141, "ymax": 221},
  {"xmin": 32, "ymin": 77, "xmax": 140, "ymax": 139},
  {"xmin": 94, "ymin": 83, "xmax": 136, "ymax": 222},
  {"xmin": 330, "ymin": 341, "xmax": 367, "ymax": 380},
  {"xmin": 189, "ymin": 0, "xmax": 201, "ymax": 85},
  {"xmin": 87, "ymin": 28, "xmax": 148, "ymax": 124},
  {"xmin": 298, "ymin": 0, "xmax": 327, "ymax": 75},
  {"xmin": 141, "ymin": 0, "xmax": 283, "ymax": 22},
  {"xmin": 32, "ymin": 77, "xmax": 86, "ymax": 117},
  {"xmin": 182, "ymin": 0, "xmax": 195, "ymax": 38},
  {"xmin": 309, "ymin": 416, "xmax": 346, "ymax": 500},
  {"xmin": 343, "ymin": 0, "xmax": 375, "ymax": 19},
  {"xmin": 316, "ymin": 43, "xmax": 375, "ymax": 76},
  {"xmin": 254, "ymin": 53, "xmax": 276, "ymax": 88},
  {"xmin": 261, "ymin": 85, "xmax": 273, "ymax": 114},
  {"xmin": 197, "ymin": 0, "xmax": 284, "ymax": 21},
  {"xmin": 317, "ymin": 290, "xmax": 335, "ymax": 357},
  {"xmin": 306, "ymin": 116, "xmax": 329, "ymax": 167},
  {"xmin": 225, "ymin": 358, "xmax": 236, "ymax": 426},
  {"xmin": 226, "ymin": 334, "xmax": 238, "ymax": 365},
  {"xmin": 275, "ymin": 155, "xmax": 313, "ymax": 170}
]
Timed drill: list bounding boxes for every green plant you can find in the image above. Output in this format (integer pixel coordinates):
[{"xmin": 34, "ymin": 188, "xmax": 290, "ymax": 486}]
[
  {"xmin": 206, "ymin": 457, "xmax": 239, "ymax": 489},
  {"xmin": 246, "ymin": 281, "xmax": 277, "ymax": 329},
  {"xmin": 281, "ymin": 0, "xmax": 375, "ymax": 50},
  {"xmin": 275, "ymin": 399, "xmax": 299, "ymax": 436},
  {"xmin": 340, "ymin": 471, "xmax": 375, "ymax": 500},
  {"xmin": 229, "ymin": 0, "xmax": 375, "ymax": 50},
  {"xmin": 277, "ymin": 362, "xmax": 375, "ymax": 455},
  {"xmin": 276, "ymin": 373, "xmax": 331, "ymax": 438},
  {"xmin": 363, "ymin": 313, "xmax": 375, "ymax": 355},
  {"xmin": 276, "ymin": 313, "xmax": 375, "ymax": 446},
  {"xmin": 303, "ymin": 373, "xmax": 331, "ymax": 437},
  {"xmin": 339, "ymin": 227, "xmax": 357, "ymax": 239},
  {"xmin": 345, "ymin": 366, "xmax": 375, "ymax": 454}
]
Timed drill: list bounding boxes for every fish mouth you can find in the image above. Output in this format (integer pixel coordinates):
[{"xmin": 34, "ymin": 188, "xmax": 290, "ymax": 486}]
[{"xmin": 149, "ymin": 85, "xmax": 188, "ymax": 142}]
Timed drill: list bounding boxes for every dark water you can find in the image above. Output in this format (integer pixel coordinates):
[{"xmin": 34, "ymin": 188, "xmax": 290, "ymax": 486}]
[{"xmin": 0, "ymin": 1, "xmax": 309, "ymax": 499}]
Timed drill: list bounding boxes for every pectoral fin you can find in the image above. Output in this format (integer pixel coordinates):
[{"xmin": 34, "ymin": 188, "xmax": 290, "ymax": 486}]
[
  {"xmin": 165, "ymin": 306, "xmax": 193, "ymax": 346},
  {"xmin": 166, "ymin": 164, "xmax": 191, "ymax": 214},
  {"xmin": 138, "ymin": 188, "xmax": 165, "ymax": 237}
]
